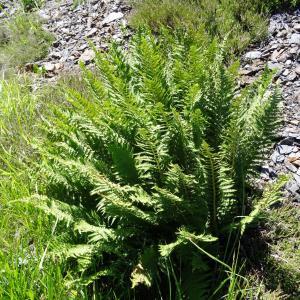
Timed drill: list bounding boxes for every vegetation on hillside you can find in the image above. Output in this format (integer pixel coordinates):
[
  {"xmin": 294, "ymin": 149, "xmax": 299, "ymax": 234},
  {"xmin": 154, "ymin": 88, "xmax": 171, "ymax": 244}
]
[
  {"xmin": 129, "ymin": 0, "xmax": 300, "ymax": 54},
  {"xmin": 0, "ymin": 0, "xmax": 299, "ymax": 299},
  {"xmin": 20, "ymin": 30, "xmax": 284, "ymax": 298},
  {"xmin": 0, "ymin": 12, "xmax": 53, "ymax": 77}
]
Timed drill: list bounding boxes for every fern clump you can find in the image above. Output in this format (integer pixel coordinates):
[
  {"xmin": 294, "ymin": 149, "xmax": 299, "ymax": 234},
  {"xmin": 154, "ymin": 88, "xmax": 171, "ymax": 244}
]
[{"xmin": 30, "ymin": 30, "xmax": 283, "ymax": 298}]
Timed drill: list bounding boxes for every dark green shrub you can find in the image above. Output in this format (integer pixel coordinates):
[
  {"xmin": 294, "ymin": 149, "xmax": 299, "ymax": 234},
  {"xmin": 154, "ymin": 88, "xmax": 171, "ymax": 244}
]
[
  {"xmin": 28, "ymin": 30, "xmax": 284, "ymax": 298},
  {"xmin": 20, "ymin": 0, "xmax": 43, "ymax": 11}
]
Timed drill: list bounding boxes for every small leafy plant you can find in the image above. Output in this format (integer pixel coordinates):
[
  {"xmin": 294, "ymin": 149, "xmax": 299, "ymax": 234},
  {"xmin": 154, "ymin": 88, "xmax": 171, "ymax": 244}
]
[
  {"xmin": 28, "ymin": 30, "xmax": 284, "ymax": 298},
  {"xmin": 19, "ymin": 0, "xmax": 43, "ymax": 11}
]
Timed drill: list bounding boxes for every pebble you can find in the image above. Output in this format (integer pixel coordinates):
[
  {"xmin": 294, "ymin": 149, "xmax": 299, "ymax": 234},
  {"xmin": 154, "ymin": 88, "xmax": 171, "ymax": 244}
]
[
  {"xmin": 244, "ymin": 51, "xmax": 263, "ymax": 60},
  {"xmin": 1, "ymin": 0, "xmax": 131, "ymax": 75},
  {"xmin": 79, "ymin": 49, "xmax": 95, "ymax": 63},
  {"xmin": 240, "ymin": 10, "xmax": 300, "ymax": 200}
]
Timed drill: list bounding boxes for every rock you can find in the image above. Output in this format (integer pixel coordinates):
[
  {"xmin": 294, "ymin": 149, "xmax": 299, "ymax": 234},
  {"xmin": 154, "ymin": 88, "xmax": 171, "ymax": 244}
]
[
  {"xmin": 277, "ymin": 154, "xmax": 285, "ymax": 163},
  {"xmin": 289, "ymin": 120, "xmax": 299, "ymax": 126},
  {"xmin": 271, "ymin": 49, "xmax": 284, "ymax": 61},
  {"xmin": 285, "ymin": 161, "xmax": 298, "ymax": 172},
  {"xmin": 277, "ymin": 144, "xmax": 294, "ymax": 155},
  {"xmin": 282, "ymin": 69, "xmax": 290, "ymax": 76},
  {"xmin": 295, "ymin": 66, "xmax": 300, "ymax": 75},
  {"xmin": 79, "ymin": 49, "xmax": 95, "ymax": 63},
  {"xmin": 294, "ymin": 24, "xmax": 300, "ymax": 31},
  {"xmin": 287, "ymin": 72, "xmax": 297, "ymax": 81},
  {"xmin": 293, "ymin": 173, "xmax": 300, "ymax": 186},
  {"xmin": 277, "ymin": 52, "xmax": 289, "ymax": 63},
  {"xmin": 271, "ymin": 151, "xmax": 280, "ymax": 164},
  {"xmin": 290, "ymin": 47, "xmax": 298, "ymax": 55},
  {"xmin": 44, "ymin": 62, "xmax": 55, "ymax": 72},
  {"xmin": 244, "ymin": 51, "xmax": 263, "ymax": 60},
  {"xmin": 267, "ymin": 62, "xmax": 283, "ymax": 75},
  {"xmin": 50, "ymin": 51, "xmax": 62, "ymax": 59},
  {"xmin": 286, "ymin": 179, "xmax": 299, "ymax": 193},
  {"xmin": 86, "ymin": 28, "xmax": 98, "ymax": 37},
  {"xmin": 288, "ymin": 156, "xmax": 300, "ymax": 163},
  {"xmin": 289, "ymin": 33, "xmax": 300, "ymax": 44},
  {"xmin": 279, "ymin": 137, "xmax": 295, "ymax": 146},
  {"xmin": 277, "ymin": 29, "xmax": 287, "ymax": 37},
  {"xmin": 102, "ymin": 12, "xmax": 124, "ymax": 25},
  {"xmin": 292, "ymin": 160, "xmax": 300, "ymax": 167}
]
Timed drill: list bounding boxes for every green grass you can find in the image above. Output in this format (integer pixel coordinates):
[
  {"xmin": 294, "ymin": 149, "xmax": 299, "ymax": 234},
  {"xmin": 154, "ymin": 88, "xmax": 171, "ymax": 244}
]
[
  {"xmin": 0, "ymin": 76, "xmax": 89, "ymax": 299},
  {"xmin": 0, "ymin": 12, "xmax": 53, "ymax": 77},
  {"xmin": 263, "ymin": 201, "xmax": 300, "ymax": 297},
  {"xmin": 19, "ymin": 0, "xmax": 44, "ymax": 11}
]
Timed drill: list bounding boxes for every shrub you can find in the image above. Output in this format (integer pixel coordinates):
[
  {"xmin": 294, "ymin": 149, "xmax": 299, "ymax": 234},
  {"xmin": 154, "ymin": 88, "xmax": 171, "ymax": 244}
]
[
  {"xmin": 0, "ymin": 13, "xmax": 53, "ymax": 76},
  {"xmin": 129, "ymin": 0, "xmax": 268, "ymax": 54},
  {"xmin": 20, "ymin": 0, "xmax": 44, "ymax": 11},
  {"xmin": 28, "ymin": 30, "xmax": 284, "ymax": 298}
]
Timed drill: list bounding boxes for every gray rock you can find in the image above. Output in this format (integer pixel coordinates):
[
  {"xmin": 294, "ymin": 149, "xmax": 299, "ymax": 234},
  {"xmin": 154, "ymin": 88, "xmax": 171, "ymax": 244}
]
[
  {"xmin": 295, "ymin": 65, "xmax": 300, "ymax": 75},
  {"xmin": 277, "ymin": 154, "xmax": 285, "ymax": 163},
  {"xmin": 289, "ymin": 33, "xmax": 300, "ymax": 44},
  {"xmin": 79, "ymin": 49, "xmax": 95, "ymax": 63},
  {"xmin": 285, "ymin": 161, "xmax": 298, "ymax": 173},
  {"xmin": 277, "ymin": 144, "xmax": 294, "ymax": 155},
  {"xmin": 102, "ymin": 12, "xmax": 124, "ymax": 25},
  {"xmin": 44, "ymin": 62, "xmax": 55, "ymax": 72},
  {"xmin": 244, "ymin": 51, "xmax": 262, "ymax": 60},
  {"xmin": 293, "ymin": 173, "xmax": 300, "ymax": 186},
  {"xmin": 286, "ymin": 179, "xmax": 299, "ymax": 193},
  {"xmin": 294, "ymin": 24, "xmax": 300, "ymax": 31}
]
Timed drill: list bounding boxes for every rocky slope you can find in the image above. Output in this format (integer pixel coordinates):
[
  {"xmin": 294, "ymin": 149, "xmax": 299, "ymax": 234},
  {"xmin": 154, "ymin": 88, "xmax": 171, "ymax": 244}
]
[
  {"xmin": 241, "ymin": 9, "xmax": 300, "ymax": 200},
  {"xmin": 36, "ymin": 0, "xmax": 131, "ymax": 76},
  {"xmin": 0, "ymin": 0, "xmax": 131, "ymax": 77},
  {"xmin": 1, "ymin": 1, "xmax": 300, "ymax": 199}
]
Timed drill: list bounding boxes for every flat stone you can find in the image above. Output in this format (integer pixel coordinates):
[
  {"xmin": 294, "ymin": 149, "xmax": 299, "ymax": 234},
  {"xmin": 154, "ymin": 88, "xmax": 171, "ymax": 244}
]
[
  {"xmin": 79, "ymin": 49, "xmax": 95, "ymax": 63},
  {"xmin": 293, "ymin": 174, "xmax": 300, "ymax": 186},
  {"xmin": 288, "ymin": 156, "xmax": 300, "ymax": 163},
  {"xmin": 286, "ymin": 179, "xmax": 299, "ymax": 193},
  {"xmin": 278, "ymin": 144, "xmax": 294, "ymax": 155},
  {"xmin": 44, "ymin": 62, "xmax": 55, "ymax": 72},
  {"xmin": 277, "ymin": 29, "xmax": 287, "ymax": 37},
  {"xmin": 294, "ymin": 24, "xmax": 300, "ymax": 31},
  {"xmin": 271, "ymin": 49, "xmax": 284, "ymax": 61},
  {"xmin": 287, "ymin": 72, "xmax": 297, "ymax": 81},
  {"xmin": 289, "ymin": 120, "xmax": 299, "ymax": 126},
  {"xmin": 285, "ymin": 161, "xmax": 298, "ymax": 172},
  {"xmin": 50, "ymin": 51, "xmax": 62, "ymax": 59},
  {"xmin": 295, "ymin": 66, "xmax": 300, "ymax": 75},
  {"xmin": 289, "ymin": 33, "xmax": 300, "ymax": 44},
  {"xmin": 244, "ymin": 51, "xmax": 262, "ymax": 60},
  {"xmin": 292, "ymin": 160, "xmax": 300, "ymax": 167},
  {"xmin": 290, "ymin": 47, "xmax": 298, "ymax": 54},
  {"xmin": 102, "ymin": 12, "xmax": 124, "ymax": 25},
  {"xmin": 86, "ymin": 28, "xmax": 98, "ymax": 37},
  {"xmin": 277, "ymin": 154, "xmax": 285, "ymax": 163},
  {"xmin": 282, "ymin": 69, "xmax": 290, "ymax": 76}
]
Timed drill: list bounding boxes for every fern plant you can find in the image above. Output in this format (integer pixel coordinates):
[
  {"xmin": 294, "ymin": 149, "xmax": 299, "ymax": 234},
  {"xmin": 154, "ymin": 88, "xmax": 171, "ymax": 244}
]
[{"xmin": 28, "ymin": 29, "xmax": 283, "ymax": 298}]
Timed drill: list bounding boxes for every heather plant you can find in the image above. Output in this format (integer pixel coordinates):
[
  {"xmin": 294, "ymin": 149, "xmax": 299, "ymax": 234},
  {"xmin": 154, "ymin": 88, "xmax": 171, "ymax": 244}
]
[
  {"xmin": 0, "ymin": 13, "xmax": 53, "ymax": 77},
  {"xmin": 23, "ymin": 29, "xmax": 285, "ymax": 298},
  {"xmin": 129, "ymin": 0, "xmax": 300, "ymax": 55},
  {"xmin": 19, "ymin": 0, "xmax": 43, "ymax": 11}
]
